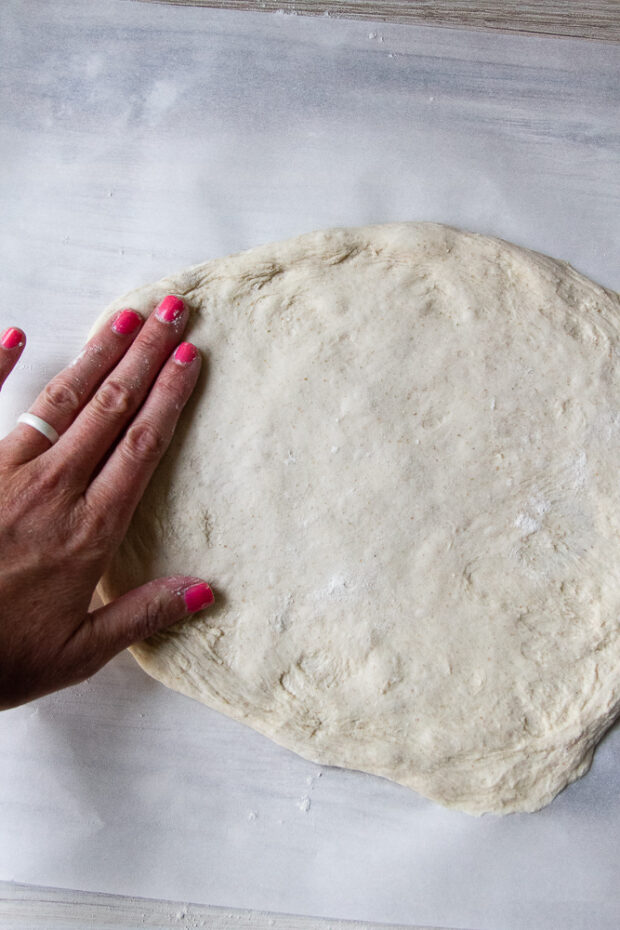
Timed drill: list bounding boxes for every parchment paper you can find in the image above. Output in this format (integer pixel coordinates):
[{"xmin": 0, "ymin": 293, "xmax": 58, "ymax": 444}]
[{"xmin": 0, "ymin": 2, "xmax": 619, "ymax": 928}]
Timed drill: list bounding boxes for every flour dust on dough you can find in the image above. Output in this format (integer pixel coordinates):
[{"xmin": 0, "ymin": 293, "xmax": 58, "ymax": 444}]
[{"xmin": 94, "ymin": 223, "xmax": 620, "ymax": 814}]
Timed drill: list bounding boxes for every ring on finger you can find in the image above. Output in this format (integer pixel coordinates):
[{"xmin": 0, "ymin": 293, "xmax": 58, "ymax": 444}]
[{"xmin": 17, "ymin": 412, "xmax": 60, "ymax": 446}]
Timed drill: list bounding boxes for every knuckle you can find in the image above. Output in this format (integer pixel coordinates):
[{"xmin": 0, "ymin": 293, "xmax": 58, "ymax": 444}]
[
  {"xmin": 155, "ymin": 373, "xmax": 183, "ymax": 406},
  {"xmin": 92, "ymin": 379, "xmax": 133, "ymax": 418},
  {"xmin": 124, "ymin": 421, "xmax": 166, "ymax": 462},
  {"xmin": 29, "ymin": 459, "xmax": 74, "ymax": 501},
  {"xmin": 142, "ymin": 597, "xmax": 167, "ymax": 633},
  {"xmin": 129, "ymin": 595, "xmax": 170, "ymax": 644},
  {"xmin": 63, "ymin": 620, "xmax": 108, "ymax": 683},
  {"xmin": 43, "ymin": 377, "xmax": 81, "ymax": 417},
  {"xmin": 73, "ymin": 505, "xmax": 115, "ymax": 559},
  {"xmin": 136, "ymin": 330, "xmax": 167, "ymax": 358}
]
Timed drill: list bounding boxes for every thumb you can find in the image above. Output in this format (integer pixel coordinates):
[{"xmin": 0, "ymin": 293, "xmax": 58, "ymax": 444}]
[{"xmin": 85, "ymin": 575, "xmax": 215, "ymax": 661}]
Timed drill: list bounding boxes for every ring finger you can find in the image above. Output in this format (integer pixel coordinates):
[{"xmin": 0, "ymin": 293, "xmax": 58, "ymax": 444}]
[{"xmin": 5, "ymin": 307, "xmax": 144, "ymax": 464}]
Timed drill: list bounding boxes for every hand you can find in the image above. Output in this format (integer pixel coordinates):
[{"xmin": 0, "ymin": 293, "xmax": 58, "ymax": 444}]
[{"xmin": 0, "ymin": 297, "xmax": 214, "ymax": 711}]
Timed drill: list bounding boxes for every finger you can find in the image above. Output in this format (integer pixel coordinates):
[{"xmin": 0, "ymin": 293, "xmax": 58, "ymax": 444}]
[
  {"xmin": 71, "ymin": 576, "xmax": 214, "ymax": 670},
  {"xmin": 51, "ymin": 295, "xmax": 188, "ymax": 484},
  {"xmin": 0, "ymin": 327, "xmax": 26, "ymax": 391},
  {"xmin": 3, "ymin": 308, "xmax": 143, "ymax": 465},
  {"xmin": 86, "ymin": 341, "xmax": 201, "ymax": 529}
]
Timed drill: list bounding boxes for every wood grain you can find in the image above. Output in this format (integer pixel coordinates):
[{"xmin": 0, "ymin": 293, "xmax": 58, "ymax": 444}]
[
  {"xmin": 133, "ymin": 0, "xmax": 620, "ymax": 42},
  {"xmin": 0, "ymin": 882, "xmax": 448, "ymax": 930}
]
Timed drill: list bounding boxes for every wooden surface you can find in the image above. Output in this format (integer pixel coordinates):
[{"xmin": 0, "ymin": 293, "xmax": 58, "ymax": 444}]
[
  {"xmin": 136, "ymin": 0, "xmax": 620, "ymax": 42},
  {"xmin": 0, "ymin": 883, "xmax": 446, "ymax": 930}
]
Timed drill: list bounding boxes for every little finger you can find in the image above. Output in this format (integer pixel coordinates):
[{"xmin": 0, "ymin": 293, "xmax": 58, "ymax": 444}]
[{"xmin": 0, "ymin": 327, "xmax": 26, "ymax": 392}]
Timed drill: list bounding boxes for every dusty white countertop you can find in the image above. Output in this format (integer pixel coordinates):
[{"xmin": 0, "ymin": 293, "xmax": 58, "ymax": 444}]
[{"xmin": 0, "ymin": 2, "xmax": 619, "ymax": 929}]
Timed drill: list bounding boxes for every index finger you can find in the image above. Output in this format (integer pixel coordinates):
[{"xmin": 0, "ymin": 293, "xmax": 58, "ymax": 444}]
[{"xmin": 85, "ymin": 340, "xmax": 202, "ymax": 539}]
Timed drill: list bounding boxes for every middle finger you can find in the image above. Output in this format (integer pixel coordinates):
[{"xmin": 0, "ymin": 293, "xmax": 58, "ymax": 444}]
[{"xmin": 50, "ymin": 295, "xmax": 188, "ymax": 485}]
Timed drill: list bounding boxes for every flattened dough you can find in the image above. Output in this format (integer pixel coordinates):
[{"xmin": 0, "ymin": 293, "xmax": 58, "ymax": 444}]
[{"xmin": 95, "ymin": 223, "xmax": 620, "ymax": 814}]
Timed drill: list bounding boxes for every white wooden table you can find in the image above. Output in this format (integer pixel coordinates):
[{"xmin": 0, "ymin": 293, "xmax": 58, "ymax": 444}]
[{"xmin": 1, "ymin": 882, "xmax": 438, "ymax": 930}]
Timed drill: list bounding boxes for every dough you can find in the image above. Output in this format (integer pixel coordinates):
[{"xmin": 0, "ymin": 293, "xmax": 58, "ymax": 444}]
[{"xmin": 95, "ymin": 223, "xmax": 620, "ymax": 814}]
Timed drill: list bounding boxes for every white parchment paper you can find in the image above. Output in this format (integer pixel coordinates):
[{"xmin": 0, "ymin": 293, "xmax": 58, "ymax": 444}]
[{"xmin": 0, "ymin": 2, "xmax": 619, "ymax": 928}]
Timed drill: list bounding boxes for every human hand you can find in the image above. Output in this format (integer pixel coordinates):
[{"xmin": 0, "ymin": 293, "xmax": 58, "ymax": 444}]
[{"xmin": 0, "ymin": 297, "xmax": 214, "ymax": 710}]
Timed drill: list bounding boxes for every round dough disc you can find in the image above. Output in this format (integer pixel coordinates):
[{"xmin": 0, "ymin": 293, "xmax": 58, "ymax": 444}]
[{"xmin": 95, "ymin": 223, "xmax": 620, "ymax": 814}]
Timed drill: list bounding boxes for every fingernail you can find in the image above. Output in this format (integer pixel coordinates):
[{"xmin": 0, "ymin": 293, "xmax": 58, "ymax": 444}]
[
  {"xmin": 184, "ymin": 582, "xmax": 215, "ymax": 612},
  {"xmin": 1, "ymin": 327, "xmax": 25, "ymax": 349},
  {"xmin": 112, "ymin": 309, "xmax": 142, "ymax": 335},
  {"xmin": 156, "ymin": 295, "xmax": 185, "ymax": 323},
  {"xmin": 174, "ymin": 342, "xmax": 199, "ymax": 365}
]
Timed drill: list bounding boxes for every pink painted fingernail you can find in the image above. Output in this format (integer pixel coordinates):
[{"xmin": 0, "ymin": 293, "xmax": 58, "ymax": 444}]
[
  {"xmin": 184, "ymin": 582, "xmax": 215, "ymax": 612},
  {"xmin": 112, "ymin": 309, "xmax": 142, "ymax": 335},
  {"xmin": 1, "ymin": 327, "xmax": 25, "ymax": 349},
  {"xmin": 156, "ymin": 295, "xmax": 185, "ymax": 323},
  {"xmin": 174, "ymin": 342, "xmax": 199, "ymax": 365}
]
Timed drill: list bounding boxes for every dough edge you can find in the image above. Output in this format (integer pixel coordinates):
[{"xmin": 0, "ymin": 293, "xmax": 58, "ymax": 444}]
[{"xmin": 92, "ymin": 222, "xmax": 620, "ymax": 816}]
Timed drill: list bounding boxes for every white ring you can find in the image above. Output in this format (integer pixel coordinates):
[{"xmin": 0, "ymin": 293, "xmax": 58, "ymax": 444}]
[{"xmin": 17, "ymin": 412, "xmax": 60, "ymax": 445}]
